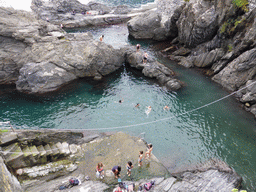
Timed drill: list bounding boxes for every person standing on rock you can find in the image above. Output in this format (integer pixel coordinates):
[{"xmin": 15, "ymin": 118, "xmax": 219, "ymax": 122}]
[
  {"xmin": 96, "ymin": 162, "xmax": 104, "ymax": 179},
  {"xmin": 143, "ymin": 52, "xmax": 148, "ymax": 63},
  {"xmin": 112, "ymin": 165, "xmax": 121, "ymax": 178},
  {"xmin": 145, "ymin": 143, "xmax": 153, "ymax": 159},
  {"xmin": 99, "ymin": 35, "xmax": 104, "ymax": 41},
  {"xmin": 138, "ymin": 151, "xmax": 144, "ymax": 166},
  {"xmin": 136, "ymin": 44, "xmax": 141, "ymax": 52},
  {"xmin": 126, "ymin": 161, "xmax": 133, "ymax": 176}
]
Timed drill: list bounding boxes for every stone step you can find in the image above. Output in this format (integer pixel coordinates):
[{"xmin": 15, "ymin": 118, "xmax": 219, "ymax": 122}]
[
  {"xmin": 55, "ymin": 142, "xmax": 66, "ymax": 155},
  {"xmin": 2, "ymin": 143, "xmax": 27, "ymax": 169},
  {"xmin": 22, "ymin": 146, "xmax": 37, "ymax": 166},
  {"xmin": 2, "ymin": 143, "xmax": 23, "ymax": 161},
  {"xmin": 29, "ymin": 145, "xmax": 40, "ymax": 160},
  {"xmin": 49, "ymin": 143, "xmax": 60, "ymax": 157},
  {"xmin": 0, "ymin": 132, "xmax": 18, "ymax": 146},
  {"xmin": 44, "ymin": 144, "xmax": 53, "ymax": 156},
  {"xmin": 36, "ymin": 145, "xmax": 47, "ymax": 164},
  {"xmin": 61, "ymin": 142, "xmax": 71, "ymax": 155}
]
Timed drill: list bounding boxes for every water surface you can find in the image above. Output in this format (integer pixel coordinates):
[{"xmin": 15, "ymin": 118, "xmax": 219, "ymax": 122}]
[{"xmin": 1, "ymin": 19, "xmax": 256, "ymax": 192}]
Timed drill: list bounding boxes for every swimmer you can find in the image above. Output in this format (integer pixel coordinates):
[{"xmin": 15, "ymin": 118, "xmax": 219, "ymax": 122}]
[
  {"xmin": 145, "ymin": 106, "xmax": 152, "ymax": 116},
  {"xmin": 119, "ymin": 99, "xmax": 124, "ymax": 103},
  {"xmin": 135, "ymin": 103, "xmax": 140, "ymax": 108},
  {"xmin": 163, "ymin": 105, "xmax": 170, "ymax": 110}
]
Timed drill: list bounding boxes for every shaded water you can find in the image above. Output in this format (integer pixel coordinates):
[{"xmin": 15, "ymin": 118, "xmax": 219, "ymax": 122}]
[{"xmin": 1, "ymin": 18, "xmax": 256, "ymax": 192}]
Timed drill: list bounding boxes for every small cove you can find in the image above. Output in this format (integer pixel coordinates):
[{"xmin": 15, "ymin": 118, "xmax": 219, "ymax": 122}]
[{"xmin": 1, "ymin": 18, "xmax": 256, "ymax": 192}]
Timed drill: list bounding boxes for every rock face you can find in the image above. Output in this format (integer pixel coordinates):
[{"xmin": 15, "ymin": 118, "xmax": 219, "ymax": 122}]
[
  {"xmin": 0, "ymin": 7, "xmax": 124, "ymax": 94},
  {"xmin": 128, "ymin": 0, "xmax": 256, "ymax": 117},
  {"xmin": 0, "ymin": 156, "xmax": 23, "ymax": 192}
]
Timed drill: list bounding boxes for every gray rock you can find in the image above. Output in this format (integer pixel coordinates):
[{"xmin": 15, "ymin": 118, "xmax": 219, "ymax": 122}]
[
  {"xmin": 127, "ymin": 11, "xmax": 161, "ymax": 39},
  {"xmin": 193, "ymin": 48, "xmax": 225, "ymax": 68},
  {"xmin": 113, "ymin": 5, "xmax": 132, "ymax": 15},
  {"xmin": 177, "ymin": 3, "xmax": 218, "ymax": 48},
  {"xmin": 0, "ymin": 156, "xmax": 23, "ymax": 192},
  {"xmin": 124, "ymin": 49, "xmax": 183, "ymax": 91},
  {"xmin": 16, "ymin": 62, "xmax": 76, "ymax": 94},
  {"xmin": 212, "ymin": 48, "xmax": 256, "ymax": 92},
  {"xmin": 178, "ymin": 57, "xmax": 194, "ymax": 68},
  {"xmin": 0, "ymin": 6, "xmax": 127, "ymax": 94},
  {"xmin": 170, "ymin": 169, "xmax": 241, "ymax": 192}
]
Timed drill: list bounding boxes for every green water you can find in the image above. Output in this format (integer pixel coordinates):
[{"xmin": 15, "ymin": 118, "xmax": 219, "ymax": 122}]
[{"xmin": 1, "ymin": 23, "xmax": 256, "ymax": 191}]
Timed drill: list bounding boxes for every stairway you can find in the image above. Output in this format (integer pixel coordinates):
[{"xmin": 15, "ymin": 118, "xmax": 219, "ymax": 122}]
[{"xmin": 1, "ymin": 141, "xmax": 71, "ymax": 169}]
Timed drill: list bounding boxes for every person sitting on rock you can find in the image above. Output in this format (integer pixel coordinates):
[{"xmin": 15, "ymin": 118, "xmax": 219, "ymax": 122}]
[
  {"xmin": 112, "ymin": 165, "xmax": 121, "ymax": 178},
  {"xmin": 71, "ymin": 10, "xmax": 76, "ymax": 15},
  {"xmin": 143, "ymin": 52, "xmax": 148, "ymax": 64}
]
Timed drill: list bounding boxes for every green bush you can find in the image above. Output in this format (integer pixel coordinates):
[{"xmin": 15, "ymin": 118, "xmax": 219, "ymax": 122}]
[{"xmin": 232, "ymin": 0, "xmax": 249, "ymax": 12}]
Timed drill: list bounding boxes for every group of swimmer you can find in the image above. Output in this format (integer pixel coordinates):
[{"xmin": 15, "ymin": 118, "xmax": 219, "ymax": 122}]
[
  {"xmin": 96, "ymin": 144, "xmax": 153, "ymax": 179},
  {"xmin": 119, "ymin": 99, "xmax": 169, "ymax": 115}
]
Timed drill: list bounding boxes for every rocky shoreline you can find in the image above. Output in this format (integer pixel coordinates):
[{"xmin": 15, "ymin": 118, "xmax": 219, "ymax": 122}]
[
  {"xmin": 127, "ymin": 0, "xmax": 256, "ymax": 118},
  {"xmin": 0, "ymin": 129, "xmax": 243, "ymax": 191}
]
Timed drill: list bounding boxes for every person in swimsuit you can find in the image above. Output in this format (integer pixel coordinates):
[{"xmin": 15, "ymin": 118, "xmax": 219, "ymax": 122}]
[
  {"xmin": 163, "ymin": 105, "xmax": 170, "ymax": 110},
  {"xmin": 138, "ymin": 151, "xmax": 143, "ymax": 166},
  {"xmin": 136, "ymin": 44, "xmax": 141, "ymax": 52},
  {"xmin": 96, "ymin": 162, "xmax": 104, "ymax": 179},
  {"xmin": 145, "ymin": 144, "xmax": 153, "ymax": 159},
  {"xmin": 126, "ymin": 161, "xmax": 133, "ymax": 176},
  {"xmin": 112, "ymin": 165, "xmax": 121, "ymax": 178},
  {"xmin": 99, "ymin": 35, "xmax": 104, "ymax": 41},
  {"xmin": 143, "ymin": 52, "xmax": 148, "ymax": 63},
  {"xmin": 135, "ymin": 103, "xmax": 140, "ymax": 108}
]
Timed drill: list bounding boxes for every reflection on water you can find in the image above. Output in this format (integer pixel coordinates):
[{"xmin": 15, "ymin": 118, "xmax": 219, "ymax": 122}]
[{"xmin": 1, "ymin": 23, "xmax": 256, "ymax": 191}]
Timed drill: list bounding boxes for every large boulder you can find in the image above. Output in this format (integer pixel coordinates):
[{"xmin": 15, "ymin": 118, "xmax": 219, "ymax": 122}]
[
  {"xmin": 127, "ymin": 1, "xmax": 185, "ymax": 41},
  {"xmin": 127, "ymin": 11, "xmax": 161, "ymax": 40},
  {"xmin": 0, "ymin": 7, "xmax": 125, "ymax": 94},
  {"xmin": 124, "ymin": 48, "xmax": 183, "ymax": 91},
  {"xmin": 16, "ymin": 32, "xmax": 124, "ymax": 94}
]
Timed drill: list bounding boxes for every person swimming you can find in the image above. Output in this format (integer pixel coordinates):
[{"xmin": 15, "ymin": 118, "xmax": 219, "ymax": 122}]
[
  {"xmin": 163, "ymin": 105, "xmax": 170, "ymax": 110},
  {"xmin": 145, "ymin": 106, "xmax": 152, "ymax": 116},
  {"xmin": 135, "ymin": 103, "xmax": 140, "ymax": 108}
]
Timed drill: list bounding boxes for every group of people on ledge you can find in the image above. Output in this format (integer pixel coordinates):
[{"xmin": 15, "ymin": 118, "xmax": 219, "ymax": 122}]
[{"xmin": 96, "ymin": 144, "xmax": 153, "ymax": 179}]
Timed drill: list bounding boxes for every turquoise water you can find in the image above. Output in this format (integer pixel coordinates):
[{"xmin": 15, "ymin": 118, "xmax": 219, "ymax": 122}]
[{"xmin": 1, "ymin": 20, "xmax": 256, "ymax": 192}]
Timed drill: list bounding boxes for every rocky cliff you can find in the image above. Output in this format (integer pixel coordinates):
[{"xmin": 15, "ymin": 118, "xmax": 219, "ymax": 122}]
[
  {"xmin": 0, "ymin": 7, "xmax": 124, "ymax": 94},
  {"xmin": 127, "ymin": 0, "xmax": 256, "ymax": 118}
]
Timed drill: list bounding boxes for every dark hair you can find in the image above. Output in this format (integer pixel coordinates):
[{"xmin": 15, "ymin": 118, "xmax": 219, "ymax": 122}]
[
  {"xmin": 128, "ymin": 161, "xmax": 132, "ymax": 166},
  {"xmin": 102, "ymin": 35, "xmax": 104, "ymax": 38},
  {"xmin": 140, "ymin": 151, "xmax": 143, "ymax": 154},
  {"xmin": 148, "ymin": 144, "xmax": 153, "ymax": 148},
  {"xmin": 118, "ymin": 166, "xmax": 121, "ymax": 172},
  {"xmin": 119, "ymin": 100, "xmax": 122, "ymax": 103}
]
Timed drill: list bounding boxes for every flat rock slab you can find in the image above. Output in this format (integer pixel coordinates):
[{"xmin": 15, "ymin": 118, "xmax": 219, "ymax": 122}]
[{"xmin": 79, "ymin": 132, "xmax": 170, "ymax": 186}]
